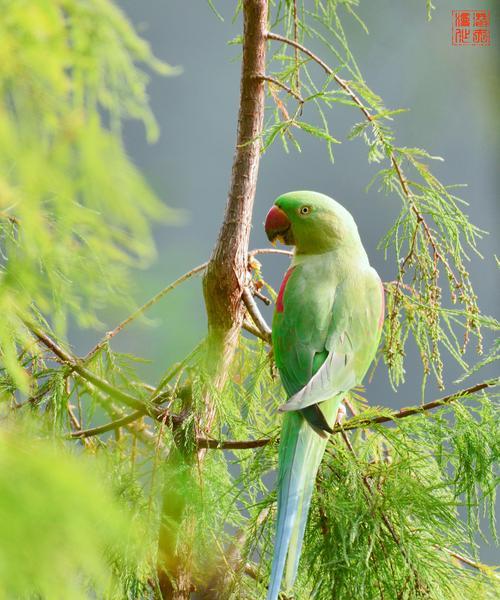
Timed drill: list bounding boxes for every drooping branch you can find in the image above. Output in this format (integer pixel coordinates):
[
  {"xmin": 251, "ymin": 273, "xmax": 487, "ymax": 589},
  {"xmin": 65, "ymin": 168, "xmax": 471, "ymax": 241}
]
[{"xmin": 29, "ymin": 325, "xmax": 159, "ymax": 415}]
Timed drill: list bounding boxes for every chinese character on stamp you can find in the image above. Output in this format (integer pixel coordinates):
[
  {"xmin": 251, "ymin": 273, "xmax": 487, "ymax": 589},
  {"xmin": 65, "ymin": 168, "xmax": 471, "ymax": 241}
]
[{"xmin": 452, "ymin": 10, "xmax": 491, "ymax": 46}]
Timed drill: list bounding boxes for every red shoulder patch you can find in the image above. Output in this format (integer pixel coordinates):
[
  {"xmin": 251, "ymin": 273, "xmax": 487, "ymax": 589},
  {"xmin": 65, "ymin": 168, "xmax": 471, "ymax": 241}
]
[{"xmin": 276, "ymin": 267, "xmax": 295, "ymax": 313}]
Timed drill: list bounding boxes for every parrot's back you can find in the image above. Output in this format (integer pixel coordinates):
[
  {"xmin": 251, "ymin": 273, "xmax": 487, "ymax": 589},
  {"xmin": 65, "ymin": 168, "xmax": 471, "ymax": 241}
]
[{"xmin": 267, "ymin": 249, "xmax": 383, "ymax": 600}]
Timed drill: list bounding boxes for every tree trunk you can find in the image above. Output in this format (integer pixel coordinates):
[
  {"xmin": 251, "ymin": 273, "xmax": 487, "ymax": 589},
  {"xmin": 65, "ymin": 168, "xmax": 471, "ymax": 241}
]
[
  {"xmin": 157, "ymin": 2, "xmax": 268, "ymax": 597},
  {"xmin": 202, "ymin": 0, "xmax": 267, "ymax": 394}
]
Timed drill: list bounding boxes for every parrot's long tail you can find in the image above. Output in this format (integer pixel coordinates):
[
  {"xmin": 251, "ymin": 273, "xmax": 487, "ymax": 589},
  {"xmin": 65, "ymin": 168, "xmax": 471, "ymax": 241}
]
[{"xmin": 266, "ymin": 397, "xmax": 342, "ymax": 600}]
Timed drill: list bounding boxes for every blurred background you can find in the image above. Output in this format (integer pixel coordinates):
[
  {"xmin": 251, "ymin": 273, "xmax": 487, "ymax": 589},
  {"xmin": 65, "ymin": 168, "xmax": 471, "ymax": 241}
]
[{"xmin": 74, "ymin": 0, "xmax": 497, "ymax": 559}]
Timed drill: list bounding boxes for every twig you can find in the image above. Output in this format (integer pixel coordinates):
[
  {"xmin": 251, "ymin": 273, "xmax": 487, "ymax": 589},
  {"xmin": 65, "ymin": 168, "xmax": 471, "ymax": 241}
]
[
  {"xmin": 196, "ymin": 437, "xmax": 274, "ymax": 450},
  {"xmin": 249, "ymin": 248, "xmax": 293, "ymax": 258},
  {"xmin": 292, "ymin": 0, "xmax": 300, "ymax": 90},
  {"xmin": 67, "ymin": 399, "xmax": 94, "ymax": 449},
  {"xmin": 70, "ymin": 411, "xmax": 151, "ymax": 438},
  {"xmin": 0, "ymin": 212, "xmax": 20, "ymax": 225},
  {"xmin": 260, "ymin": 75, "xmax": 303, "ymax": 104},
  {"xmin": 242, "ymin": 287, "xmax": 272, "ymax": 342},
  {"xmin": 253, "ymin": 288, "xmax": 272, "ymax": 305},
  {"xmin": 243, "ymin": 319, "xmax": 271, "ymax": 343},
  {"xmin": 29, "ymin": 324, "xmax": 159, "ymax": 415},
  {"xmin": 194, "ymin": 379, "xmax": 496, "ymax": 450},
  {"xmin": 84, "ymin": 262, "xmax": 208, "ymax": 362},
  {"xmin": 441, "ymin": 547, "xmax": 499, "ymax": 577}
]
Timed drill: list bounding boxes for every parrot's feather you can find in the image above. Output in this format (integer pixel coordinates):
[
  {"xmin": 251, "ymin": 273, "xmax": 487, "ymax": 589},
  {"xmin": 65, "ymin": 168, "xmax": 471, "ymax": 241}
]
[
  {"xmin": 300, "ymin": 404, "xmax": 333, "ymax": 436},
  {"xmin": 265, "ymin": 191, "xmax": 385, "ymax": 600},
  {"xmin": 267, "ymin": 398, "xmax": 341, "ymax": 600},
  {"xmin": 280, "ymin": 348, "xmax": 356, "ymax": 411}
]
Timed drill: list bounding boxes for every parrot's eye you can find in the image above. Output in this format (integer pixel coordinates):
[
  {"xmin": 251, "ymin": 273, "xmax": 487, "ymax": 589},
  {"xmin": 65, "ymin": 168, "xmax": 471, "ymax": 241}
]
[{"xmin": 299, "ymin": 206, "xmax": 311, "ymax": 215}]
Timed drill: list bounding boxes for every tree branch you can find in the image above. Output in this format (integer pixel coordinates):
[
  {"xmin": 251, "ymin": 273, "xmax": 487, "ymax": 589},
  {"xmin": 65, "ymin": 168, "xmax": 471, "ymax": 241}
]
[
  {"xmin": 194, "ymin": 379, "xmax": 496, "ymax": 450},
  {"xmin": 260, "ymin": 75, "xmax": 303, "ymax": 103},
  {"xmin": 159, "ymin": 2, "xmax": 269, "ymax": 597},
  {"xmin": 242, "ymin": 287, "xmax": 272, "ymax": 342},
  {"xmin": 70, "ymin": 410, "xmax": 154, "ymax": 439},
  {"xmin": 84, "ymin": 262, "xmax": 208, "ymax": 362},
  {"xmin": 29, "ymin": 324, "xmax": 160, "ymax": 415},
  {"xmin": 338, "ymin": 379, "xmax": 496, "ymax": 432},
  {"xmin": 196, "ymin": 436, "xmax": 275, "ymax": 450}
]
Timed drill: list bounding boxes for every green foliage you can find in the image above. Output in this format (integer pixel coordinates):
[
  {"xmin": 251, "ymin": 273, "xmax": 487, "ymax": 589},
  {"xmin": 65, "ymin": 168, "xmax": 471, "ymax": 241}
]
[
  {"xmin": 0, "ymin": 0, "xmax": 176, "ymax": 388},
  {"xmin": 0, "ymin": 420, "xmax": 144, "ymax": 599}
]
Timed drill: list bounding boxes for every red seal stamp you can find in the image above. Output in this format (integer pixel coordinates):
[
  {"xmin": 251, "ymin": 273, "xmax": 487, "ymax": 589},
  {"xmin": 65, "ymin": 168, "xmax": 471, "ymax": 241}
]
[{"xmin": 452, "ymin": 10, "xmax": 491, "ymax": 46}]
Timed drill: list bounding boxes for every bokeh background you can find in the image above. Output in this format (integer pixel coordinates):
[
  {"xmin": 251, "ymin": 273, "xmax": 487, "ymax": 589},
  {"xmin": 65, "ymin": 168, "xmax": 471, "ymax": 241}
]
[{"xmin": 77, "ymin": 0, "xmax": 498, "ymax": 551}]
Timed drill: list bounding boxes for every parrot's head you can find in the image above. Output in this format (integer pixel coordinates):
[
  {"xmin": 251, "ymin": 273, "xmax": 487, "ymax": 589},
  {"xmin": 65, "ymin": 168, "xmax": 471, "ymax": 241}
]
[{"xmin": 264, "ymin": 190, "xmax": 360, "ymax": 254}]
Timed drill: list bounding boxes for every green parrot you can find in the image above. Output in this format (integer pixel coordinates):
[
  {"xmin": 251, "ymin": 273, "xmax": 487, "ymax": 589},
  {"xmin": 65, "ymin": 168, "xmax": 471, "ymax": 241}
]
[{"xmin": 263, "ymin": 191, "xmax": 384, "ymax": 600}]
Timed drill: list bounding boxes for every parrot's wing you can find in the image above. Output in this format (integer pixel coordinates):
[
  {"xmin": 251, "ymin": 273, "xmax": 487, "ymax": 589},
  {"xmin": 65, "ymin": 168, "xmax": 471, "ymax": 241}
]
[
  {"xmin": 278, "ymin": 268, "xmax": 380, "ymax": 412},
  {"xmin": 278, "ymin": 332, "xmax": 355, "ymax": 411},
  {"xmin": 272, "ymin": 267, "xmax": 337, "ymax": 398}
]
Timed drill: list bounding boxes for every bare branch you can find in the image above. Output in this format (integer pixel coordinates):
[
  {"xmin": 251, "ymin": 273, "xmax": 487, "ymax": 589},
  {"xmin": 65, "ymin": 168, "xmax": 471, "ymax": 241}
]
[
  {"xmin": 260, "ymin": 75, "xmax": 303, "ymax": 103},
  {"xmin": 84, "ymin": 262, "xmax": 208, "ymax": 362},
  {"xmin": 249, "ymin": 248, "xmax": 293, "ymax": 258},
  {"xmin": 196, "ymin": 437, "xmax": 274, "ymax": 450},
  {"xmin": 242, "ymin": 287, "xmax": 272, "ymax": 342},
  {"xmin": 243, "ymin": 319, "xmax": 271, "ymax": 343},
  {"xmin": 253, "ymin": 288, "xmax": 272, "ymax": 305}
]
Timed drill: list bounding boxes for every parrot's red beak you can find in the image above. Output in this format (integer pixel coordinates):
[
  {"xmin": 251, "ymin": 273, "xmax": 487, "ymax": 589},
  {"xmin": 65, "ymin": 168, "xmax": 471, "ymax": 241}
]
[{"xmin": 265, "ymin": 205, "xmax": 294, "ymax": 245}]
